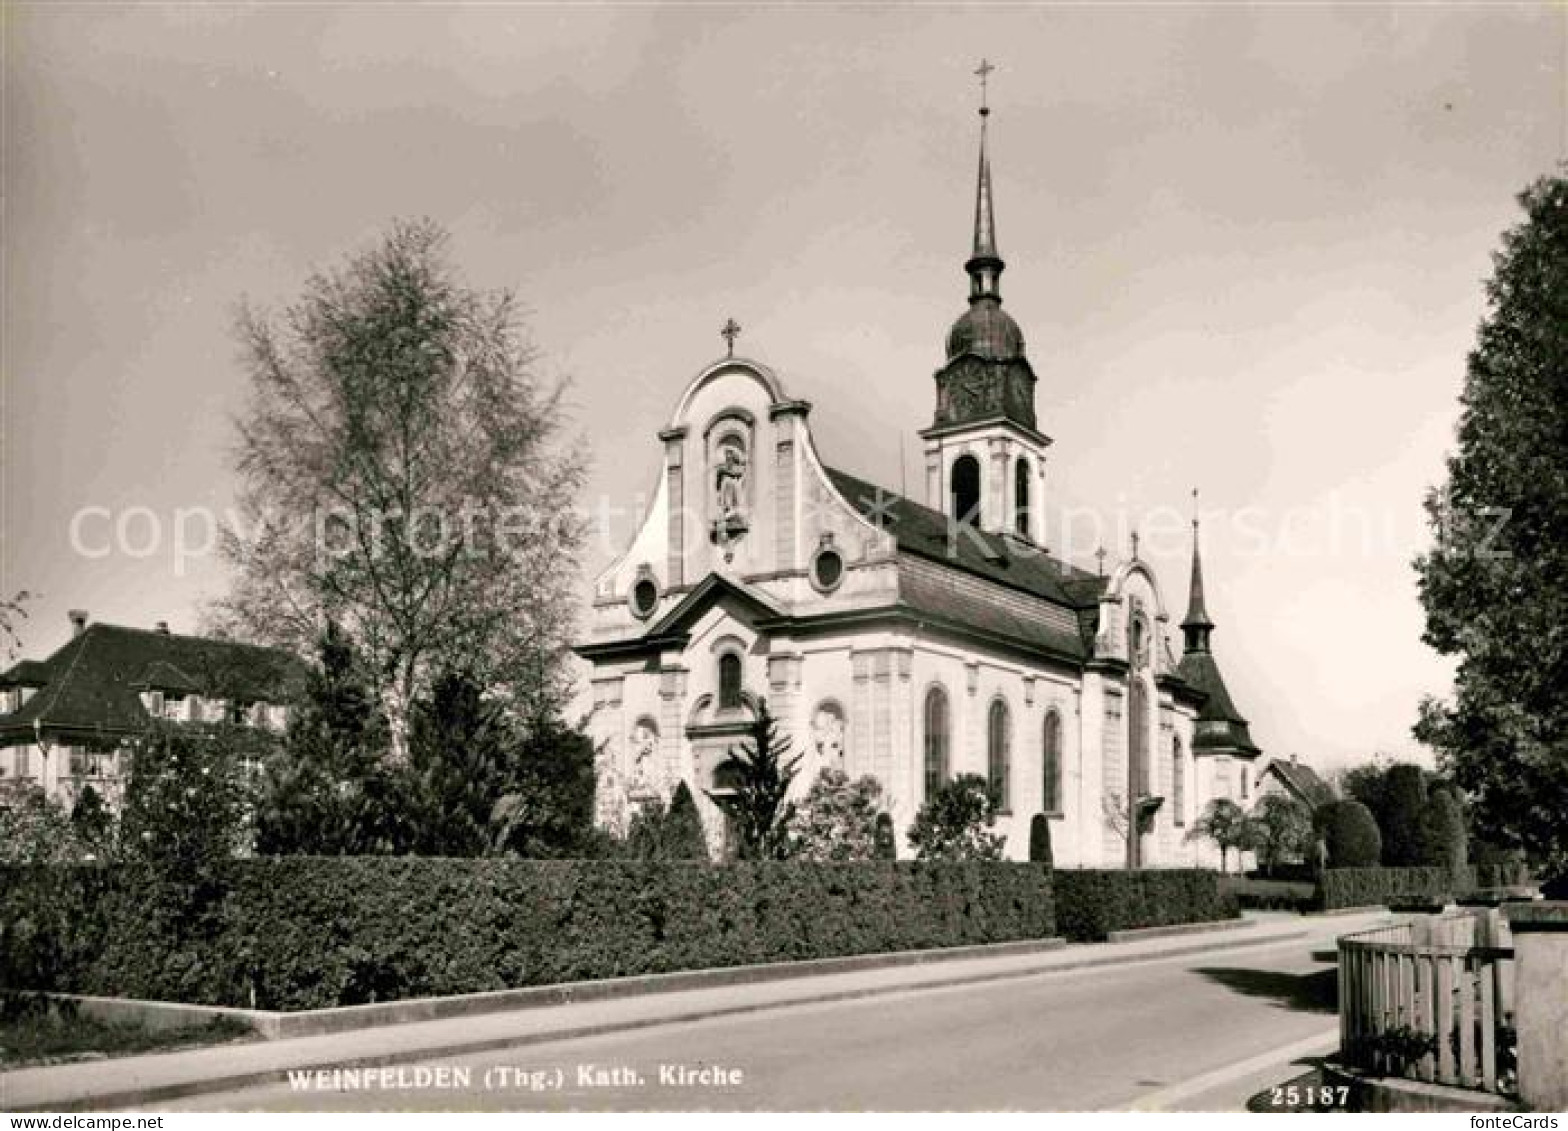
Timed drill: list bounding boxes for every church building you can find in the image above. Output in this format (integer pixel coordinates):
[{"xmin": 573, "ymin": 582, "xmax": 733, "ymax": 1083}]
[{"xmin": 577, "ymin": 91, "xmax": 1262, "ymax": 865}]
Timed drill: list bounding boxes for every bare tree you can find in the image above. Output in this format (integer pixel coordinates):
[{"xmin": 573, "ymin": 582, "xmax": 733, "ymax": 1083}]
[
  {"xmin": 209, "ymin": 219, "xmax": 587, "ymax": 753},
  {"xmin": 1, "ymin": 590, "xmax": 33, "ymax": 661}
]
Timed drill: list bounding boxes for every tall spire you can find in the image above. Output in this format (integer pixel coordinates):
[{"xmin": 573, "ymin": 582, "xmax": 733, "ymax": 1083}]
[
  {"xmin": 1182, "ymin": 489, "xmax": 1215, "ymax": 654},
  {"xmin": 966, "ymin": 59, "xmax": 1003, "ymax": 304}
]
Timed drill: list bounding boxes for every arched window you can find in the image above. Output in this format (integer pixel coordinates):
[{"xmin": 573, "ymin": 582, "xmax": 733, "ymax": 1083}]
[
  {"xmin": 1240, "ymin": 764, "xmax": 1250, "ymax": 800},
  {"xmin": 718, "ymin": 652, "xmax": 743, "ymax": 710},
  {"xmin": 1172, "ymin": 737, "xmax": 1186, "ymax": 826},
  {"xmin": 1042, "ymin": 709, "xmax": 1062, "ymax": 815},
  {"xmin": 1014, "ymin": 457, "xmax": 1031, "ymax": 538},
  {"xmin": 923, "ymin": 686, "xmax": 949, "ymax": 800},
  {"xmin": 988, "ymin": 698, "xmax": 1011, "ymax": 811},
  {"xmin": 951, "ymin": 454, "xmax": 981, "ymax": 526}
]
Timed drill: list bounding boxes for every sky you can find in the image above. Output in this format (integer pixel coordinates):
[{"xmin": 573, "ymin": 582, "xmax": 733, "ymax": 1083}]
[{"xmin": 3, "ymin": 4, "xmax": 1564, "ymax": 775}]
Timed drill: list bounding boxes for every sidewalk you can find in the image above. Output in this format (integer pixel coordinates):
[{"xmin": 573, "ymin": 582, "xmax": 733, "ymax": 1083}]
[{"xmin": 2, "ymin": 914, "xmax": 1337, "ymax": 1112}]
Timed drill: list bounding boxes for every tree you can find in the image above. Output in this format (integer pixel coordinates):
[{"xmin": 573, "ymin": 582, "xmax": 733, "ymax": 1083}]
[
  {"xmin": 490, "ymin": 716, "xmax": 598, "ymax": 858},
  {"xmin": 706, "ymin": 702, "xmax": 802, "ymax": 860},
  {"xmin": 624, "ymin": 782, "xmax": 709, "ymax": 861},
  {"xmin": 1317, "ymin": 799, "xmax": 1383, "ymax": 868},
  {"xmin": 211, "ymin": 219, "xmax": 587, "ymax": 753},
  {"xmin": 1186, "ymin": 798, "xmax": 1258, "ymax": 874},
  {"xmin": 1418, "ymin": 789, "xmax": 1469, "ymax": 874},
  {"xmin": 1, "ymin": 589, "xmax": 33, "ymax": 661},
  {"xmin": 254, "ymin": 624, "xmax": 406, "ymax": 855},
  {"xmin": 1250, "ymin": 793, "xmax": 1314, "ymax": 877},
  {"xmin": 907, "ymin": 774, "xmax": 1005, "ymax": 861},
  {"xmin": 790, "ymin": 768, "xmax": 885, "ymax": 861},
  {"xmin": 409, "ymin": 668, "xmax": 518, "ymax": 856},
  {"xmin": 1380, "ymin": 763, "xmax": 1429, "ymax": 867},
  {"xmin": 1414, "ymin": 171, "xmax": 1568, "ymax": 881},
  {"xmin": 1028, "ymin": 813, "xmax": 1054, "ymax": 866},
  {"xmin": 1339, "ymin": 758, "xmax": 1394, "ymax": 827}
]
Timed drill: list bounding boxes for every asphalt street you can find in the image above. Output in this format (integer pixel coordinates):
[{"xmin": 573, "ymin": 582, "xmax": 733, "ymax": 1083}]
[{"xmin": 151, "ymin": 919, "xmax": 1357, "ymax": 1112}]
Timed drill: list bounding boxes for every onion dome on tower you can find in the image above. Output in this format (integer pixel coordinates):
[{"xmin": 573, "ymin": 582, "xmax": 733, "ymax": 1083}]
[{"xmin": 927, "ymin": 77, "xmax": 1039, "ymax": 435}]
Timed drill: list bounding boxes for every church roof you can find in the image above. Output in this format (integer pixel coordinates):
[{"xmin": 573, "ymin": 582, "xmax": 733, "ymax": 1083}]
[
  {"xmin": 947, "ymin": 300, "xmax": 1026, "ymax": 363},
  {"xmin": 0, "ymin": 623, "xmax": 306, "ymax": 742},
  {"xmin": 1175, "ymin": 649, "xmax": 1260, "ymax": 756},
  {"xmin": 826, "ymin": 465, "xmax": 1106, "ymax": 657}
]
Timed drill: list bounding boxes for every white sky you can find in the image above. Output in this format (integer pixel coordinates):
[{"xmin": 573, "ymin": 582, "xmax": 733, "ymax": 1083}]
[{"xmin": 4, "ymin": 4, "xmax": 1564, "ymax": 774}]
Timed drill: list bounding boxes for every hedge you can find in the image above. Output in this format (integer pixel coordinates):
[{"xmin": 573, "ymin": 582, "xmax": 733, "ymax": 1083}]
[
  {"xmin": 0, "ymin": 859, "xmax": 1055, "ymax": 1011},
  {"xmin": 1052, "ymin": 869, "xmax": 1238, "ymax": 941},
  {"xmin": 1317, "ymin": 863, "xmax": 1536, "ymax": 910}
]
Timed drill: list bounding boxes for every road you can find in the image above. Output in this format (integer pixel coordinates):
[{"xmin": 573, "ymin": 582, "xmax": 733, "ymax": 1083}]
[{"xmin": 152, "ymin": 917, "xmax": 1364, "ymax": 1112}]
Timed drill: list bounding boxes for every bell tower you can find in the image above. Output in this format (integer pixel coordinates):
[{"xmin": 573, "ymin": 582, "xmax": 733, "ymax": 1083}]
[{"xmin": 919, "ymin": 61, "xmax": 1052, "ymax": 544}]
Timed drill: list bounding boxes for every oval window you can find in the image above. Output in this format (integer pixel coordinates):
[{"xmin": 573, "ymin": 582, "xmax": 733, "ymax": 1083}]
[
  {"xmin": 811, "ymin": 548, "xmax": 844, "ymax": 593},
  {"xmin": 630, "ymin": 576, "xmax": 660, "ymax": 619}
]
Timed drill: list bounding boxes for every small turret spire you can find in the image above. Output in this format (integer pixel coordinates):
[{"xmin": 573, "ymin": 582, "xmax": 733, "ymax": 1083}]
[
  {"xmin": 1182, "ymin": 488, "xmax": 1215, "ymax": 654},
  {"xmin": 966, "ymin": 59, "xmax": 1004, "ymax": 304}
]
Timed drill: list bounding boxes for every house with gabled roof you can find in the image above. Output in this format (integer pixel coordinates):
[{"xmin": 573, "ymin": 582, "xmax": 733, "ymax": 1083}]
[{"xmin": 0, "ymin": 610, "xmax": 307, "ymax": 808}]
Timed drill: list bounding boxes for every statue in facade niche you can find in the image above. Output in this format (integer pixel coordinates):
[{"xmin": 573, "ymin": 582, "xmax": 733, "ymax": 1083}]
[{"xmin": 716, "ymin": 444, "xmax": 748, "ymax": 518}]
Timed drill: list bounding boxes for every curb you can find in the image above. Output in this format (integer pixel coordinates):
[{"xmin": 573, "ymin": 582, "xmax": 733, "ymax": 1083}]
[
  {"xmin": 1105, "ymin": 917, "xmax": 1255, "ymax": 943},
  {"xmin": 6, "ymin": 925, "xmax": 1312, "ymax": 1113},
  {"xmin": 34, "ymin": 936, "xmax": 1074, "ymax": 1042}
]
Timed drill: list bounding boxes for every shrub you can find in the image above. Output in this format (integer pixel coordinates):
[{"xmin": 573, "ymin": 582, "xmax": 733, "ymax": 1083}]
[
  {"xmin": 790, "ymin": 769, "xmax": 884, "ymax": 861},
  {"xmin": 1220, "ymin": 876, "xmax": 1319, "ymax": 913},
  {"xmin": 624, "ymin": 785, "xmax": 709, "ymax": 862},
  {"xmin": 1317, "ymin": 866, "xmax": 1467, "ymax": 910},
  {"xmin": 873, "ymin": 813, "xmax": 897, "ymax": 860},
  {"xmin": 908, "ymin": 774, "xmax": 1005, "ymax": 861},
  {"xmin": 1380, "ymin": 764, "xmax": 1429, "ymax": 867},
  {"xmin": 1028, "ymin": 814, "xmax": 1053, "ymax": 866},
  {"xmin": 1418, "ymin": 789, "xmax": 1468, "ymax": 873},
  {"xmin": 1053, "ymin": 869, "xmax": 1237, "ymax": 941},
  {"xmin": 0, "ymin": 858, "xmax": 1056, "ymax": 1010},
  {"xmin": 1317, "ymin": 800, "xmax": 1382, "ymax": 868}
]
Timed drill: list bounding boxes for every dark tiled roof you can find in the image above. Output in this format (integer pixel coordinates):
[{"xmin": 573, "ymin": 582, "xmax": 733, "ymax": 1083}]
[
  {"xmin": 0, "ymin": 659, "xmax": 54, "ymax": 688},
  {"xmin": 895, "ymin": 559, "xmax": 1089, "ymax": 662},
  {"xmin": 0, "ymin": 624, "xmax": 307, "ymax": 741},
  {"xmin": 826, "ymin": 467, "xmax": 1105, "ymax": 603},
  {"xmin": 1265, "ymin": 758, "xmax": 1335, "ymax": 809},
  {"xmin": 1176, "ymin": 649, "xmax": 1260, "ymax": 756}
]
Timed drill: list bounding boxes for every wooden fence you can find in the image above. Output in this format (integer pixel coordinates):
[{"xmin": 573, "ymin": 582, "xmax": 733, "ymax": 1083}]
[{"xmin": 1339, "ymin": 912, "xmax": 1514, "ymax": 1095}]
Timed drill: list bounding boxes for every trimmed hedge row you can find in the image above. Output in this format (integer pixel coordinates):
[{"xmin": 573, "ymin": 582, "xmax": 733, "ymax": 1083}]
[
  {"xmin": 1317, "ymin": 863, "xmax": 1535, "ymax": 910},
  {"xmin": 0, "ymin": 859, "xmax": 1056, "ymax": 1011},
  {"xmin": 1052, "ymin": 869, "xmax": 1238, "ymax": 941}
]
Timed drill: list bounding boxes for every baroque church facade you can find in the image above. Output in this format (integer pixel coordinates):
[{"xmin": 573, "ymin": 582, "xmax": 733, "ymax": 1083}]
[{"xmin": 578, "ymin": 100, "xmax": 1261, "ymax": 866}]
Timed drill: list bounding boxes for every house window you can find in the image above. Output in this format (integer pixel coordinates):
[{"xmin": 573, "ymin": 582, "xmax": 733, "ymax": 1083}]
[
  {"xmin": 951, "ymin": 455, "xmax": 981, "ymax": 526},
  {"xmin": 988, "ymin": 698, "xmax": 1011, "ymax": 812},
  {"xmin": 1172, "ymin": 738, "xmax": 1186, "ymax": 826},
  {"xmin": 1240, "ymin": 765, "xmax": 1250, "ymax": 800},
  {"xmin": 17, "ymin": 747, "xmax": 31, "ymax": 779},
  {"xmin": 718, "ymin": 652, "xmax": 743, "ymax": 711},
  {"xmin": 1014, "ymin": 457, "xmax": 1031, "ymax": 538},
  {"xmin": 923, "ymin": 686, "xmax": 949, "ymax": 800},
  {"xmin": 1042, "ymin": 709, "xmax": 1062, "ymax": 814}
]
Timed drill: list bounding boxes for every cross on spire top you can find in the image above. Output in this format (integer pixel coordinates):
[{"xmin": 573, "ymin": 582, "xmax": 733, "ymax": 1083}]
[
  {"xmin": 974, "ymin": 58, "xmax": 995, "ymax": 115},
  {"xmin": 720, "ymin": 317, "xmax": 741, "ymax": 358}
]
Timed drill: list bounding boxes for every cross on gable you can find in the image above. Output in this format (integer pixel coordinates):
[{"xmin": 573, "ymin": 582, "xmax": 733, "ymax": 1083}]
[{"xmin": 720, "ymin": 318, "xmax": 742, "ymax": 357}]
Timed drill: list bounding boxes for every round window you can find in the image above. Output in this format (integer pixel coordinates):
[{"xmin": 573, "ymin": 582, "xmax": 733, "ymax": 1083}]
[
  {"xmin": 811, "ymin": 548, "xmax": 844, "ymax": 593},
  {"xmin": 630, "ymin": 577, "xmax": 660, "ymax": 620}
]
